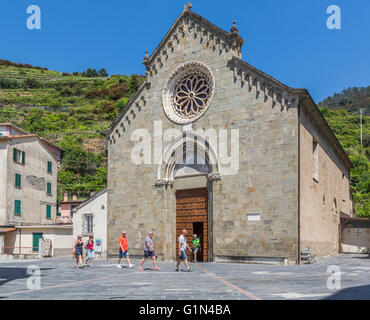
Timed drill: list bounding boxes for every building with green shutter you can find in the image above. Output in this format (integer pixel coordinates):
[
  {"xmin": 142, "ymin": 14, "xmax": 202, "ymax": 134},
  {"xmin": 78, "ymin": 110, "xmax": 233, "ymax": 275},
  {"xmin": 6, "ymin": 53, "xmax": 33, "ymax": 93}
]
[{"xmin": 0, "ymin": 123, "xmax": 72, "ymax": 258}]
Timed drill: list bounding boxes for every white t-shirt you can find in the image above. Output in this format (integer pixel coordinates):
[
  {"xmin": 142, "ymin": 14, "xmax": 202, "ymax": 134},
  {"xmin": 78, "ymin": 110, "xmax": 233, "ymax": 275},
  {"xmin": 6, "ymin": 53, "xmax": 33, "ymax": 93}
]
[{"xmin": 178, "ymin": 235, "xmax": 187, "ymax": 252}]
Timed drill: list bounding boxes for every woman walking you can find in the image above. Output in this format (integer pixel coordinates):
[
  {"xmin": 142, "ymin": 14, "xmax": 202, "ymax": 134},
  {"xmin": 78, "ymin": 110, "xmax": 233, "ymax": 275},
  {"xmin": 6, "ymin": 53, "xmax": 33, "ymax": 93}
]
[
  {"xmin": 72, "ymin": 235, "xmax": 85, "ymax": 269},
  {"xmin": 85, "ymin": 235, "xmax": 95, "ymax": 267}
]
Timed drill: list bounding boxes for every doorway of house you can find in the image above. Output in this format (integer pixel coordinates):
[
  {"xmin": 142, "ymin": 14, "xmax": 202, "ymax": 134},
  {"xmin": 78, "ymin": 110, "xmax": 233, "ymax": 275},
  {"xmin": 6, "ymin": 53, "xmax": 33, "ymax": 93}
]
[
  {"xmin": 32, "ymin": 233, "xmax": 43, "ymax": 252},
  {"xmin": 176, "ymin": 188, "xmax": 208, "ymax": 262},
  {"xmin": 193, "ymin": 222, "xmax": 204, "ymax": 262}
]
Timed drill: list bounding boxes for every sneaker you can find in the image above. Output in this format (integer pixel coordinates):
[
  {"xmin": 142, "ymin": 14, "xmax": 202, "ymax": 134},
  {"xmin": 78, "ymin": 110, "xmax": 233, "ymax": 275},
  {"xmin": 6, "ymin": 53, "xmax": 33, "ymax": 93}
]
[
  {"xmin": 128, "ymin": 263, "xmax": 134, "ymax": 268},
  {"xmin": 117, "ymin": 265, "xmax": 122, "ymax": 269},
  {"xmin": 187, "ymin": 268, "xmax": 193, "ymax": 272},
  {"xmin": 175, "ymin": 268, "xmax": 179, "ymax": 272}
]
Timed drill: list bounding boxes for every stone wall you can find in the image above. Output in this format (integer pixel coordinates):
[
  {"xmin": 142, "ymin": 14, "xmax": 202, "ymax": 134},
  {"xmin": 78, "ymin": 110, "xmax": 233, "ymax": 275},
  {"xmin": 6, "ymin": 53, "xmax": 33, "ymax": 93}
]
[
  {"xmin": 299, "ymin": 104, "xmax": 352, "ymax": 257},
  {"xmin": 107, "ymin": 12, "xmax": 300, "ymax": 262},
  {"xmin": 5, "ymin": 137, "xmax": 58, "ymax": 226}
]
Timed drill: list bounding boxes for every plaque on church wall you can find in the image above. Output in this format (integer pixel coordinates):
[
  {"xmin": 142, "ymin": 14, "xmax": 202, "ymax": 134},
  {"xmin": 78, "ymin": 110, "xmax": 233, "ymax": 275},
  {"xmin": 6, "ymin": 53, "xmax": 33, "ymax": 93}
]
[{"xmin": 247, "ymin": 213, "xmax": 261, "ymax": 221}]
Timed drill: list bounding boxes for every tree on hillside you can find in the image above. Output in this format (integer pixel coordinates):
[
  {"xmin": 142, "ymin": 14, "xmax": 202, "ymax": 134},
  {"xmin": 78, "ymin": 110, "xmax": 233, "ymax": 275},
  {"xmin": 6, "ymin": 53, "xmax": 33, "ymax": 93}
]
[{"xmin": 98, "ymin": 68, "xmax": 108, "ymax": 77}]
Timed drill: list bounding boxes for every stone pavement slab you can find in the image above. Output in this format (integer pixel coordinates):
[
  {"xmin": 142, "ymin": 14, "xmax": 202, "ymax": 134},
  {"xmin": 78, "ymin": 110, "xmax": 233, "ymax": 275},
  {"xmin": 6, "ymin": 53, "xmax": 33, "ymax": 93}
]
[{"xmin": 0, "ymin": 254, "xmax": 369, "ymax": 300}]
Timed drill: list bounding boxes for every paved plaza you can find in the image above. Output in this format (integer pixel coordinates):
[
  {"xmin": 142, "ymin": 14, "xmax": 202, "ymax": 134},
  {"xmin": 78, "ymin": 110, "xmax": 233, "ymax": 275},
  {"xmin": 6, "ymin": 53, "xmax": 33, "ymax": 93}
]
[{"xmin": 0, "ymin": 254, "xmax": 369, "ymax": 300}]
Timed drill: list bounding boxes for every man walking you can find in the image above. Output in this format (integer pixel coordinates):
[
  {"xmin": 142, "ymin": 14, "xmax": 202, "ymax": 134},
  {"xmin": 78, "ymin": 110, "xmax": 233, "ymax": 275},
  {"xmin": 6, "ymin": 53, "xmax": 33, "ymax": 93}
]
[
  {"xmin": 176, "ymin": 229, "xmax": 192, "ymax": 272},
  {"xmin": 138, "ymin": 232, "xmax": 160, "ymax": 272},
  {"xmin": 117, "ymin": 231, "xmax": 134, "ymax": 268}
]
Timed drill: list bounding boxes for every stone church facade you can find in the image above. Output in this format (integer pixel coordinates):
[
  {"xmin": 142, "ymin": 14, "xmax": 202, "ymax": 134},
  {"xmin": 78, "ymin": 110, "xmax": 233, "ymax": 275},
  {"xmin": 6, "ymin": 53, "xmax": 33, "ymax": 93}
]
[{"xmin": 105, "ymin": 4, "xmax": 353, "ymax": 264}]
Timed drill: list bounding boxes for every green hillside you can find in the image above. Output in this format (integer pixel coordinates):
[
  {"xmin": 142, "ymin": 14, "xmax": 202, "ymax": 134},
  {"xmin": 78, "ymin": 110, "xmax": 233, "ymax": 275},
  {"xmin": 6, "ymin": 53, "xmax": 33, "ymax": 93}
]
[
  {"xmin": 0, "ymin": 59, "xmax": 145, "ymax": 200},
  {"xmin": 318, "ymin": 86, "xmax": 370, "ymax": 115},
  {"xmin": 0, "ymin": 60, "xmax": 368, "ymax": 216}
]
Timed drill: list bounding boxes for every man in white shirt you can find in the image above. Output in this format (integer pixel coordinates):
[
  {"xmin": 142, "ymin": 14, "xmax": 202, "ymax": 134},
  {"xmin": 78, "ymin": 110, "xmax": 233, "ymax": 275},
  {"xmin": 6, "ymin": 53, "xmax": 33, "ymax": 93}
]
[{"xmin": 175, "ymin": 229, "xmax": 192, "ymax": 272}]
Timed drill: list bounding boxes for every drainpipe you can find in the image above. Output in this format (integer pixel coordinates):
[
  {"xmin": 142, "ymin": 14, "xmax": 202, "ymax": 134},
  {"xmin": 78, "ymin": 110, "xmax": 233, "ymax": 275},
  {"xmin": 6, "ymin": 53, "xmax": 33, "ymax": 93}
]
[
  {"xmin": 297, "ymin": 102, "xmax": 301, "ymax": 265},
  {"xmin": 296, "ymin": 92, "xmax": 310, "ymax": 265},
  {"xmin": 19, "ymin": 228, "xmax": 21, "ymax": 255}
]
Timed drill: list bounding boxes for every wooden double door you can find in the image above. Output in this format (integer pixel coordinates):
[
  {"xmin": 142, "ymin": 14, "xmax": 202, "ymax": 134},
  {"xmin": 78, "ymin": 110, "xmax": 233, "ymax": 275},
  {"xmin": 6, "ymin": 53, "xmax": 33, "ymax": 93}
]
[{"xmin": 176, "ymin": 188, "xmax": 208, "ymax": 262}]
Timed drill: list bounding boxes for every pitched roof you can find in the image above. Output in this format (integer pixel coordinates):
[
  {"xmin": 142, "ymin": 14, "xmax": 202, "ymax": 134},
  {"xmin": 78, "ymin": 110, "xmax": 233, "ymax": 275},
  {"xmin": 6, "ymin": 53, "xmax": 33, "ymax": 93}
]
[
  {"xmin": 0, "ymin": 134, "xmax": 59, "ymax": 162},
  {"xmin": 144, "ymin": 4, "xmax": 244, "ymax": 68},
  {"xmin": 74, "ymin": 188, "xmax": 107, "ymax": 211},
  {"xmin": 0, "ymin": 123, "xmax": 29, "ymax": 135},
  {"xmin": 105, "ymin": 4, "xmax": 352, "ymax": 171}
]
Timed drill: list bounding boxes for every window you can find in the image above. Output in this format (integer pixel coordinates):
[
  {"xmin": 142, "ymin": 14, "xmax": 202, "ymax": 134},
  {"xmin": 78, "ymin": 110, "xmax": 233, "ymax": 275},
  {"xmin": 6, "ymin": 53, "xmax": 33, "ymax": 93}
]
[
  {"xmin": 84, "ymin": 214, "xmax": 93, "ymax": 234},
  {"xmin": 47, "ymin": 161, "xmax": 52, "ymax": 173},
  {"xmin": 70, "ymin": 205, "xmax": 78, "ymax": 217},
  {"xmin": 312, "ymin": 138, "xmax": 319, "ymax": 182},
  {"xmin": 14, "ymin": 200, "xmax": 21, "ymax": 216},
  {"xmin": 15, "ymin": 173, "xmax": 21, "ymax": 188},
  {"xmin": 13, "ymin": 148, "xmax": 25, "ymax": 164},
  {"xmin": 47, "ymin": 182, "xmax": 52, "ymax": 195},
  {"xmin": 46, "ymin": 204, "xmax": 52, "ymax": 219}
]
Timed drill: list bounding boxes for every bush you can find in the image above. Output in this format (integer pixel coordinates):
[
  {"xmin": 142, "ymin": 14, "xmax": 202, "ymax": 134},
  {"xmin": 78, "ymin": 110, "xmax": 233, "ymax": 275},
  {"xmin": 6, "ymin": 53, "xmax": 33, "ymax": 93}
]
[{"xmin": 0, "ymin": 78, "xmax": 21, "ymax": 89}]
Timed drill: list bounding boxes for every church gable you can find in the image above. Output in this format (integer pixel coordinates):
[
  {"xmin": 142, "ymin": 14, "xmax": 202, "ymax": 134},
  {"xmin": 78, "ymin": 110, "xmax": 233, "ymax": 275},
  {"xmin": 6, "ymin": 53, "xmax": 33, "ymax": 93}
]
[
  {"xmin": 106, "ymin": 3, "xmax": 300, "ymax": 145},
  {"xmin": 142, "ymin": 3, "xmax": 244, "ymax": 79}
]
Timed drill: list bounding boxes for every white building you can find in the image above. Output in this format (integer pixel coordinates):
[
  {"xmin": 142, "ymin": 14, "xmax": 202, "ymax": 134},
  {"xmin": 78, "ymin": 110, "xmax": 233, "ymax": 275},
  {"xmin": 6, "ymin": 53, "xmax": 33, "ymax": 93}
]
[
  {"xmin": 73, "ymin": 188, "xmax": 107, "ymax": 258},
  {"xmin": 0, "ymin": 123, "xmax": 72, "ymax": 258}
]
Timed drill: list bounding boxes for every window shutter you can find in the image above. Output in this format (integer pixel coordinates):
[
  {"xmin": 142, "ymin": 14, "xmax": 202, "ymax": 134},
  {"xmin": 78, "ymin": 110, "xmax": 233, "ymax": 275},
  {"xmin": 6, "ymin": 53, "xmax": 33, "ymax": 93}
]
[
  {"xmin": 21, "ymin": 151, "xmax": 25, "ymax": 164},
  {"xmin": 47, "ymin": 182, "xmax": 52, "ymax": 195},
  {"xmin": 46, "ymin": 205, "xmax": 51, "ymax": 219},
  {"xmin": 13, "ymin": 148, "xmax": 17, "ymax": 161},
  {"xmin": 83, "ymin": 215, "xmax": 87, "ymax": 234},
  {"xmin": 14, "ymin": 200, "xmax": 21, "ymax": 215},
  {"xmin": 15, "ymin": 173, "xmax": 21, "ymax": 188},
  {"xmin": 48, "ymin": 161, "xmax": 52, "ymax": 173}
]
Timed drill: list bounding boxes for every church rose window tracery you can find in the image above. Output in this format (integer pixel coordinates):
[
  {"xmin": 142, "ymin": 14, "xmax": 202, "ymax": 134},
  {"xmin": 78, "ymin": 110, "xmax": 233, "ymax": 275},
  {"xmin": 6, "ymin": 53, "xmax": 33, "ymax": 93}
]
[{"xmin": 162, "ymin": 61, "xmax": 215, "ymax": 124}]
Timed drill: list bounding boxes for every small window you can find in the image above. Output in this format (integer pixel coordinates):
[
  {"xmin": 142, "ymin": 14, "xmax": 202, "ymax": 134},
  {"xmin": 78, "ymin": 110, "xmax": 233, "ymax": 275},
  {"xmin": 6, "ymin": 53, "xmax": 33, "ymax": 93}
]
[
  {"xmin": 13, "ymin": 148, "xmax": 25, "ymax": 164},
  {"xmin": 84, "ymin": 214, "xmax": 93, "ymax": 234},
  {"xmin": 14, "ymin": 200, "xmax": 21, "ymax": 216},
  {"xmin": 15, "ymin": 173, "xmax": 21, "ymax": 188},
  {"xmin": 47, "ymin": 161, "xmax": 52, "ymax": 173},
  {"xmin": 312, "ymin": 138, "xmax": 319, "ymax": 182},
  {"xmin": 47, "ymin": 182, "xmax": 52, "ymax": 195},
  {"xmin": 46, "ymin": 204, "xmax": 52, "ymax": 219}
]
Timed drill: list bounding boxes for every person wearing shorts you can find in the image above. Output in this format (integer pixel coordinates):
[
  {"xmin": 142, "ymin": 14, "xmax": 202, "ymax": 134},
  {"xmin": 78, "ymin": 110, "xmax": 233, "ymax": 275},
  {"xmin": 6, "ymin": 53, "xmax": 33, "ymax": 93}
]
[
  {"xmin": 138, "ymin": 232, "xmax": 160, "ymax": 272},
  {"xmin": 85, "ymin": 235, "xmax": 95, "ymax": 266},
  {"xmin": 117, "ymin": 231, "xmax": 134, "ymax": 268},
  {"xmin": 176, "ymin": 229, "xmax": 192, "ymax": 272},
  {"xmin": 192, "ymin": 234, "xmax": 200, "ymax": 263},
  {"xmin": 72, "ymin": 235, "xmax": 85, "ymax": 269}
]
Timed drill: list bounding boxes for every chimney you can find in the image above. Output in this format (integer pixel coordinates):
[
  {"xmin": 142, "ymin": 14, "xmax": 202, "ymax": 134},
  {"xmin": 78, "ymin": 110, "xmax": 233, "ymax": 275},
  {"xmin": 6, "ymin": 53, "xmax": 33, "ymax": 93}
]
[
  {"xmin": 72, "ymin": 194, "xmax": 77, "ymax": 201},
  {"xmin": 63, "ymin": 192, "xmax": 68, "ymax": 202}
]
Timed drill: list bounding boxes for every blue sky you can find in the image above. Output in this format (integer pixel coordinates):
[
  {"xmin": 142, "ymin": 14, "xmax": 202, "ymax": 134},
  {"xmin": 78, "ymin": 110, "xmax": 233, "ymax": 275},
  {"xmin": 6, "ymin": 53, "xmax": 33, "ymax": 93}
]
[{"xmin": 0, "ymin": 0, "xmax": 369, "ymax": 102}]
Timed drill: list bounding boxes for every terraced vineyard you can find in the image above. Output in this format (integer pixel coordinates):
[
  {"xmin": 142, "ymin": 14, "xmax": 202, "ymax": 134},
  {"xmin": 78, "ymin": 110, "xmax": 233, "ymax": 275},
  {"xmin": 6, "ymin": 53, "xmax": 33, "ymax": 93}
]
[
  {"xmin": 0, "ymin": 60, "xmax": 368, "ymax": 216},
  {"xmin": 0, "ymin": 60, "xmax": 145, "ymax": 199}
]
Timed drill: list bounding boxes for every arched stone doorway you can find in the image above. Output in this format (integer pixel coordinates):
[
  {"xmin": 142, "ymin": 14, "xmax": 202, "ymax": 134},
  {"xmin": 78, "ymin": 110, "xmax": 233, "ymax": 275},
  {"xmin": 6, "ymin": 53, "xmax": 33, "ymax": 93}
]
[{"xmin": 155, "ymin": 131, "xmax": 220, "ymax": 261}]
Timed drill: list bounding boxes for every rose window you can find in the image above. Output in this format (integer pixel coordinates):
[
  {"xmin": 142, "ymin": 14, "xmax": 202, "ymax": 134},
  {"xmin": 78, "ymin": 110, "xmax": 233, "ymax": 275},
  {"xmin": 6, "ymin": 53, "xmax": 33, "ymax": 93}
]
[
  {"xmin": 162, "ymin": 61, "xmax": 215, "ymax": 124},
  {"xmin": 173, "ymin": 73, "xmax": 210, "ymax": 118}
]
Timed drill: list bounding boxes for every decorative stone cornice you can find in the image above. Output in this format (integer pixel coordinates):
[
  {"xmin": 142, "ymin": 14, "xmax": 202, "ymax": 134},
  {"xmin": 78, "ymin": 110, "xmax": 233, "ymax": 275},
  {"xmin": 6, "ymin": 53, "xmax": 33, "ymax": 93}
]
[
  {"xmin": 208, "ymin": 172, "xmax": 221, "ymax": 181},
  {"xmin": 154, "ymin": 178, "xmax": 174, "ymax": 187},
  {"xmin": 228, "ymin": 56, "xmax": 298, "ymax": 109},
  {"xmin": 143, "ymin": 6, "xmax": 245, "ymax": 77},
  {"xmin": 105, "ymin": 82, "xmax": 149, "ymax": 144}
]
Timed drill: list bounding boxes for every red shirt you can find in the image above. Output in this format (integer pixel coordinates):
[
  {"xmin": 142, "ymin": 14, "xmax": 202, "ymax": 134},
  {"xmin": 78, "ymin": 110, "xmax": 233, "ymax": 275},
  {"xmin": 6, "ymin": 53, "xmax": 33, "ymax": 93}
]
[{"xmin": 119, "ymin": 236, "xmax": 128, "ymax": 251}]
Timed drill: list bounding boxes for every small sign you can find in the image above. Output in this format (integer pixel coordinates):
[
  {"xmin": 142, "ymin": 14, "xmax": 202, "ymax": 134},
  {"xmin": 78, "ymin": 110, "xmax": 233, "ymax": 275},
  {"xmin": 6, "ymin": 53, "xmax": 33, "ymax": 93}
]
[
  {"xmin": 247, "ymin": 213, "xmax": 261, "ymax": 221},
  {"xmin": 95, "ymin": 238, "xmax": 103, "ymax": 252},
  {"xmin": 355, "ymin": 228, "xmax": 362, "ymax": 235}
]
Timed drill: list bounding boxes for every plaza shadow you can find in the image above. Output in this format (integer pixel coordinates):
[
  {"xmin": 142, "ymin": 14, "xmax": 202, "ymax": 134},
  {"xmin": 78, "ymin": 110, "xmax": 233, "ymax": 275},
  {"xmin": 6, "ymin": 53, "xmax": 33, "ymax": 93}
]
[
  {"xmin": 323, "ymin": 284, "xmax": 370, "ymax": 300},
  {"xmin": 0, "ymin": 266, "xmax": 54, "ymax": 287}
]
